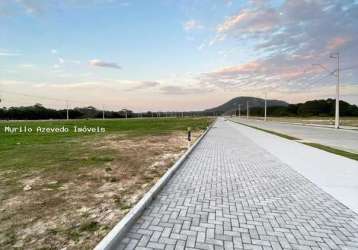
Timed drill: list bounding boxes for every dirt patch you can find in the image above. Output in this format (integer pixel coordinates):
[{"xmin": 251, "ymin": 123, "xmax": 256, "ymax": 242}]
[{"xmin": 0, "ymin": 131, "xmax": 201, "ymax": 249}]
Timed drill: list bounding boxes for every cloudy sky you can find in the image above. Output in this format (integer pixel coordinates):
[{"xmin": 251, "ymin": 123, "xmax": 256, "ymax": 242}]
[{"xmin": 0, "ymin": 0, "xmax": 358, "ymax": 111}]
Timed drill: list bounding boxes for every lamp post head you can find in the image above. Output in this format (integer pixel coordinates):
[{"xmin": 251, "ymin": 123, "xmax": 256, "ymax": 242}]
[{"xmin": 330, "ymin": 52, "xmax": 339, "ymax": 58}]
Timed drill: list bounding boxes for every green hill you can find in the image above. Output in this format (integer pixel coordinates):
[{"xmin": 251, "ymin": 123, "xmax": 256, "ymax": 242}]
[
  {"xmin": 205, "ymin": 97, "xmax": 358, "ymax": 117},
  {"xmin": 205, "ymin": 96, "xmax": 289, "ymax": 115}
]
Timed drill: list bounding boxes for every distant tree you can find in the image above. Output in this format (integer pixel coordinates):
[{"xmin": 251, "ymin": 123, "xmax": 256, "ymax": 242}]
[{"xmin": 0, "ymin": 99, "xmax": 357, "ymax": 120}]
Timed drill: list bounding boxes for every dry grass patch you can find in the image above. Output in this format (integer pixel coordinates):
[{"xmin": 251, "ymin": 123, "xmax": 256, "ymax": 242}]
[{"xmin": 0, "ymin": 131, "xmax": 200, "ymax": 249}]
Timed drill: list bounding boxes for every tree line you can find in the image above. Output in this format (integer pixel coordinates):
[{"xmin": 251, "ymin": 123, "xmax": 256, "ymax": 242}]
[
  {"xmin": 0, "ymin": 104, "xmax": 213, "ymax": 120},
  {"xmin": 0, "ymin": 99, "xmax": 357, "ymax": 120},
  {"xmin": 0, "ymin": 104, "xmax": 135, "ymax": 120},
  {"xmin": 244, "ymin": 99, "xmax": 358, "ymax": 117}
]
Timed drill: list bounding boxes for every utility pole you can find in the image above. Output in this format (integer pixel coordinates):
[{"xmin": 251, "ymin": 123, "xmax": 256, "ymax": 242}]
[
  {"xmin": 312, "ymin": 52, "xmax": 340, "ymax": 129},
  {"xmin": 66, "ymin": 101, "xmax": 69, "ymax": 120},
  {"xmin": 102, "ymin": 105, "xmax": 105, "ymax": 120},
  {"xmin": 0, "ymin": 81, "xmax": 2, "ymax": 105},
  {"xmin": 264, "ymin": 92, "xmax": 267, "ymax": 122},
  {"xmin": 330, "ymin": 52, "xmax": 340, "ymax": 129},
  {"xmin": 246, "ymin": 101, "xmax": 249, "ymax": 119}
]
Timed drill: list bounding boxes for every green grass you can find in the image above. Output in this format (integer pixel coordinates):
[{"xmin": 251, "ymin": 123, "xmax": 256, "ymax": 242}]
[
  {"xmin": 0, "ymin": 118, "xmax": 211, "ymax": 144},
  {"xmin": 303, "ymin": 143, "xmax": 358, "ymax": 161},
  {"xmin": 0, "ymin": 118, "xmax": 213, "ymax": 174},
  {"xmin": 230, "ymin": 118, "xmax": 358, "ymax": 161},
  {"xmin": 230, "ymin": 120, "xmax": 300, "ymax": 140},
  {"xmin": 251, "ymin": 116, "xmax": 358, "ymax": 127},
  {"xmin": 0, "ymin": 117, "xmax": 214, "ymax": 249}
]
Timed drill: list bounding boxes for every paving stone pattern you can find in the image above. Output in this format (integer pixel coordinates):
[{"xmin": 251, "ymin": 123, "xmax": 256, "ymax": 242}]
[{"xmin": 117, "ymin": 119, "xmax": 358, "ymax": 250}]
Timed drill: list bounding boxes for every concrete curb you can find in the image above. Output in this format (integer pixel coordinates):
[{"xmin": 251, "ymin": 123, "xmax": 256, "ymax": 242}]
[{"xmin": 94, "ymin": 123, "xmax": 213, "ymax": 250}]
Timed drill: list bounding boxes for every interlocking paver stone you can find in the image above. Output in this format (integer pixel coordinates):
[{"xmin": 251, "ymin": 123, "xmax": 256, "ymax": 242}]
[{"xmin": 117, "ymin": 119, "xmax": 358, "ymax": 249}]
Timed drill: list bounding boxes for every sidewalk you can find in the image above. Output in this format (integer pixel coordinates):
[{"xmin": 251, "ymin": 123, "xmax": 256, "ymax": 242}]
[
  {"xmin": 230, "ymin": 117, "xmax": 358, "ymax": 154},
  {"xmin": 237, "ymin": 117, "xmax": 358, "ymax": 131},
  {"xmin": 228, "ymin": 119, "xmax": 358, "ymax": 215},
  {"xmin": 116, "ymin": 118, "xmax": 358, "ymax": 250}
]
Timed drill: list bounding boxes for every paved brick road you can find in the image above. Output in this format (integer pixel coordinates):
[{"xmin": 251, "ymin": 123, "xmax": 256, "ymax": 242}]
[{"xmin": 117, "ymin": 119, "xmax": 358, "ymax": 250}]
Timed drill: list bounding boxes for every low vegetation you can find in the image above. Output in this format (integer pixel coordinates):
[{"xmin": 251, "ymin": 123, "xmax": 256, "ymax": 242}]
[
  {"xmin": 250, "ymin": 116, "xmax": 358, "ymax": 127},
  {"xmin": 3, "ymin": 98, "xmax": 357, "ymax": 120},
  {"xmin": 0, "ymin": 117, "xmax": 213, "ymax": 249},
  {"xmin": 0, "ymin": 103, "xmax": 216, "ymax": 120},
  {"xmin": 230, "ymin": 119, "xmax": 358, "ymax": 161},
  {"xmin": 231, "ymin": 121, "xmax": 300, "ymax": 140},
  {"xmin": 209, "ymin": 97, "xmax": 358, "ymax": 118},
  {"xmin": 247, "ymin": 99, "xmax": 358, "ymax": 117},
  {"xmin": 303, "ymin": 143, "xmax": 358, "ymax": 161}
]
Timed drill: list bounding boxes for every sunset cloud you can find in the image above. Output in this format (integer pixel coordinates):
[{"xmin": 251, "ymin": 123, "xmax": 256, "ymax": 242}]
[
  {"xmin": 89, "ymin": 59, "xmax": 121, "ymax": 70},
  {"xmin": 217, "ymin": 8, "xmax": 279, "ymax": 34},
  {"xmin": 127, "ymin": 81, "xmax": 160, "ymax": 91},
  {"xmin": 205, "ymin": 61, "xmax": 262, "ymax": 79},
  {"xmin": 1, "ymin": 0, "xmax": 358, "ymax": 109},
  {"xmin": 160, "ymin": 85, "xmax": 213, "ymax": 95},
  {"xmin": 327, "ymin": 36, "xmax": 351, "ymax": 50},
  {"xmin": 211, "ymin": 0, "xmax": 358, "ymax": 96}
]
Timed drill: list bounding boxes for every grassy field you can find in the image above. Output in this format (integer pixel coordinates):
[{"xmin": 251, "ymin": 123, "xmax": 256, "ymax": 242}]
[
  {"xmin": 245, "ymin": 116, "xmax": 358, "ymax": 127},
  {"xmin": 0, "ymin": 117, "xmax": 213, "ymax": 249},
  {"xmin": 0, "ymin": 118, "xmax": 211, "ymax": 173}
]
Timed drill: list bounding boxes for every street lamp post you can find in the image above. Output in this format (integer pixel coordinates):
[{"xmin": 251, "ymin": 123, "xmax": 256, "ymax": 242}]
[
  {"xmin": 264, "ymin": 92, "xmax": 267, "ymax": 122},
  {"xmin": 246, "ymin": 101, "xmax": 249, "ymax": 119},
  {"xmin": 330, "ymin": 52, "xmax": 340, "ymax": 129},
  {"xmin": 312, "ymin": 52, "xmax": 340, "ymax": 128}
]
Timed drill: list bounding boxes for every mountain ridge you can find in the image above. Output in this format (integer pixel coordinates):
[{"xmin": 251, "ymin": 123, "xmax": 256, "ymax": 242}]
[{"xmin": 205, "ymin": 96, "xmax": 289, "ymax": 114}]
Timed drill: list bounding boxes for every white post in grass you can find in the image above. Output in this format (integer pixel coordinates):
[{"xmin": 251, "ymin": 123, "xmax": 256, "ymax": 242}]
[
  {"xmin": 102, "ymin": 105, "xmax": 105, "ymax": 120},
  {"xmin": 66, "ymin": 100, "xmax": 69, "ymax": 120}
]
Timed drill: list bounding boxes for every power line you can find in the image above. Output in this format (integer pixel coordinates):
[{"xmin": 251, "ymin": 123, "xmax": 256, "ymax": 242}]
[
  {"xmin": 1, "ymin": 90, "xmax": 85, "ymax": 104},
  {"xmin": 0, "ymin": 90, "xmax": 126, "ymax": 110},
  {"xmin": 303, "ymin": 72, "xmax": 335, "ymax": 86}
]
